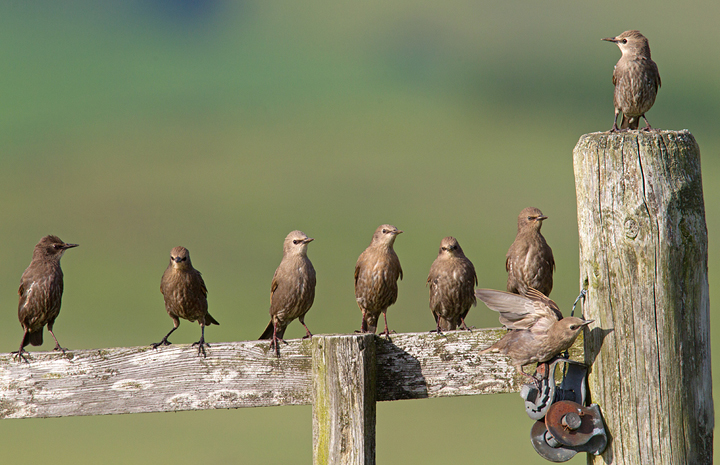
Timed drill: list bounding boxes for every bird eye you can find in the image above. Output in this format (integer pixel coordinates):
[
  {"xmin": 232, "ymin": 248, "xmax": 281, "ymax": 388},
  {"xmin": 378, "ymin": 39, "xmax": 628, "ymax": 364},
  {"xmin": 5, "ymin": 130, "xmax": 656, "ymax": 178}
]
[
  {"xmin": 53, "ymin": 244, "xmax": 61, "ymax": 249},
  {"xmin": 293, "ymin": 240, "xmax": 300, "ymax": 245},
  {"xmin": 527, "ymin": 217, "xmax": 532, "ymax": 221},
  {"xmin": 621, "ymin": 39, "xmax": 627, "ymax": 44},
  {"xmin": 382, "ymin": 229, "xmax": 387, "ymax": 234}
]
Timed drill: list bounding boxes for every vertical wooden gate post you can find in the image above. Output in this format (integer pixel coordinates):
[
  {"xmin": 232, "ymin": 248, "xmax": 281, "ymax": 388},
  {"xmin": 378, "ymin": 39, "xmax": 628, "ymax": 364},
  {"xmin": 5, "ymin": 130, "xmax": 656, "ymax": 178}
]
[
  {"xmin": 312, "ymin": 334, "xmax": 377, "ymax": 465},
  {"xmin": 573, "ymin": 130, "xmax": 713, "ymax": 464}
]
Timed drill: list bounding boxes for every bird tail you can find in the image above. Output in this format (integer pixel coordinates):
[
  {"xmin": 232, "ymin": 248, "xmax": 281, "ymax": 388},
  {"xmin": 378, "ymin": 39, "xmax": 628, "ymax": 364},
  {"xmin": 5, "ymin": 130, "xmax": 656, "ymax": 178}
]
[
  {"xmin": 621, "ymin": 114, "xmax": 639, "ymax": 130},
  {"xmin": 437, "ymin": 317, "xmax": 457, "ymax": 331},
  {"xmin": 258, "ymin": 320, "xmax": 286, "ymax": 340},
  {"xmin": 204, "ymin": 313, "xmax": 220, "ymax": 326},
  {"xmin": 361, "ymin": 312, "xmax": 379, "ymax": 334},
  {"xmin": 24, "ymin": 329, "xmax": 43, "ymax": 347}
]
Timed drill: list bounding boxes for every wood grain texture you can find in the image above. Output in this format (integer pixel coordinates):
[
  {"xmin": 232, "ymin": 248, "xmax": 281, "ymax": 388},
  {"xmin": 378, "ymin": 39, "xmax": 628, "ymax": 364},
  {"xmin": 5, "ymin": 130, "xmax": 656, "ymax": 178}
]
[
  {"xmin": 312, "ymin": 334, "xmax": 376, "ymax": 465},
  {"xmin": 574, "ymin": 130, "xmax": 713, "ymax": 465},
  {"xmin": 0, "ymin": 329, "xmax": 583, "ymax": 420},
  {"xmin": 0, "ymin": 341, "xmax": 313, "ymax": 419}
]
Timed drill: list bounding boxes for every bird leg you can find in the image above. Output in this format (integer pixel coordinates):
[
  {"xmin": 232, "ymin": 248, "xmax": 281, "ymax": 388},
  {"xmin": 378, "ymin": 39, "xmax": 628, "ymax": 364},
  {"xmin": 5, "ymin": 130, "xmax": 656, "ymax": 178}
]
[
  {"xmin": 610, "ymin": 110, "xmax": 621, "ymax": 132},
  {"xmin": 299, "ymin": 317, "xmax": 313, "ymax": 339},
  {"xmin": 48, "ymin": 328, "xmax": 68, "ymax": 353},
  {"xmin": 151, "ymin": 326, "xmax": 177, "ymax": 349},
  {"xmin": 517, "ymin": 365, "xmax": 544, "ymax": 388},
  {"xmin": 459, "ymin": 317, "xmax": 474, "ymax": 331},
  {"xmin": 11, "ymin": 334, "xmax": 30, "ymax": 363},
  {"xmin": 640, "ymin": 114, "xmax": 656, "ymax": 131},
  {"xmin": 270, "ymin": 322, "xmax": 287, "ymax": 357},
  {"xmin": 380, "ymin": 312, "xmax": 394, "ymax": 340},
  {"xmin": 192, "ymin": 324, "xmax": 210, "ymax": 358}
]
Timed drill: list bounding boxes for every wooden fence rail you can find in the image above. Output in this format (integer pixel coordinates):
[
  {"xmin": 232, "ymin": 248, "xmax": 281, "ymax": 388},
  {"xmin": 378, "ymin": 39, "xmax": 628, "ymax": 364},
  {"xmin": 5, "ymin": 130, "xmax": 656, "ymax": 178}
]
[{"xmin": 0, "ymin": 329, "xmax": 583, "ymax": 464}]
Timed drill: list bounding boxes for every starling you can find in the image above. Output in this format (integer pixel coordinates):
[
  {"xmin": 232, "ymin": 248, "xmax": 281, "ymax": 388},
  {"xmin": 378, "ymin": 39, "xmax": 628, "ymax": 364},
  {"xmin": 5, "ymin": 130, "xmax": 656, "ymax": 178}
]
[
  {"xmin": 476, "ymin": 288, "xmax": 592, "ymax": 382},
  {"xmin": 153, "ymin": 246, "xmax": 218, "ymax": 357},
  {"xmin": 13, "ymin": 235, "xmax": 78, "ymax": 362},
  {"xmin": 506, "ymin": 207, "xmax": 555, "ymax": 297},
  {"xmin": 603, "ymin": 30, "xmax": 661, "ymax": 132},
  {"xmin": 427, "ymin": 236, "xmax": 478, "ymax": 332},
  {"xmin": 259, "ymin": 230, "xmax": 316, "ymax": 356},
  {"xmin": 354, "ymin": 224, "xmax": 403, "ymax": 337}
]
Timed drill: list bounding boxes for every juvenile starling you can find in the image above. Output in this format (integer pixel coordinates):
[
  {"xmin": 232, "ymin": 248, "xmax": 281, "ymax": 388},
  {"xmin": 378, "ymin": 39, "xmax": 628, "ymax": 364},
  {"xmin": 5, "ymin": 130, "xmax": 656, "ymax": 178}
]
[
  {"xmin": 13, "ymin": 235, "xmax": 78, "ymax": 362},
  {"xmin": 603, "ymin": 30, "xmax": 661, "ymax": 131},
  {"xmin": 354, "ymin": 224, "xmax": 403, "ymax": 337},
  {"xmin": 259, "ymin": 230, "xmax": 316, "ymax": 356},
  {"xmin": 427, "ymin": 236, "xmax": 478, "ymax": 332},
  {"xmin": 506, "ymin": 207, "xmax": 555, "ymax": 297},
  {"xmin": 476, "ymin": 288, "xmax": 592, "ymax": 382},
  {"xmin": 152, "ymin": 246, "xmax": 218, "ymax": 357}
]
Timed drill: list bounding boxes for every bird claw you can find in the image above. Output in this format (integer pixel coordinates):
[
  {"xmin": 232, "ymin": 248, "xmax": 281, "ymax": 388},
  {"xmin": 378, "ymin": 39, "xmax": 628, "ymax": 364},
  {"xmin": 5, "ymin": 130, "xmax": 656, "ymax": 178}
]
[
  {"xmin": 11, "ymin": 349, "xmax": 30, "ymax": 364},
  {"xmin": 53, "ymin": 345, "xmax": 69, "ymax": 354},
  {"xmin": 192, "ymin": 339, "xmax": 209, "ymax": 357},
  {"xmin": 270, "ymin": 336, "xmax": 287, "ymax": 357},
  {"xmin": 150, "ymin": 338, "xmax": 172, "ymax": 350}
]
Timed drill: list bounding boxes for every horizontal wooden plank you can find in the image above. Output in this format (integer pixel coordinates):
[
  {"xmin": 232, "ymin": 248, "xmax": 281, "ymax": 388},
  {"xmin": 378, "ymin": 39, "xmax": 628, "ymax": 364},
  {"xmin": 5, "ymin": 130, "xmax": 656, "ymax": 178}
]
[
  {"xmin": 0, "ymin": 340, "xmax": 314, "ymax": 419},
  {"xmin": 0, "ymin": 329, "xmax": 583, "ymax": 419}
]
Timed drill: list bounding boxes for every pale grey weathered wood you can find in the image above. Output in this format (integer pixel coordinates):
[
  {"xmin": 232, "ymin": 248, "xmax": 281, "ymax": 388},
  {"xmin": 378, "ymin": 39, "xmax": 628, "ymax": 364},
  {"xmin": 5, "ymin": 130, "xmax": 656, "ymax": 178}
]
[
  {"xmin": 0, "ymin": 328, "xmax": 583, "ymax": 420},
  {"xmin": 0, "ymin": 341, "xmax": 314, "ymax": 419},
  {"xmin": 312, "ymin": 334, "xmax": 376, "ymax": 465},
  {"xmin": 574, "ymin": 130, "xmax": 713, "ymax": 465}
]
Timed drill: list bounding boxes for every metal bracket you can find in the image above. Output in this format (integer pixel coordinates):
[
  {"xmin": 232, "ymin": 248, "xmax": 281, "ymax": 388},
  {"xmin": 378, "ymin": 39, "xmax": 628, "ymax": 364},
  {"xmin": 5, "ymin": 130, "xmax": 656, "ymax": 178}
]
[
  {"xmin": 520, "ymin": 358, "xmax": 607, "ymax": 462},
  {"xmin": 521, "ymin": 358, "xmax": 587, "ymax": 421},
  {"xmin": 530, "ymin": 402, "xmax": 607, "ymax": 462}
]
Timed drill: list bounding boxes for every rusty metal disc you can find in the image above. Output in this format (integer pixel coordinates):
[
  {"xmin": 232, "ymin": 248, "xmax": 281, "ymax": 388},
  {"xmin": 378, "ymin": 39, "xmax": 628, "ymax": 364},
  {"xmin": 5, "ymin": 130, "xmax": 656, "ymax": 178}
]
[
  {"xmin": 545, "ymin": 400, "xmax": 596, "ymax": 447},
  {"xmin": 530, "ymin": 420, "xmax": 577, "ymax": 462}
]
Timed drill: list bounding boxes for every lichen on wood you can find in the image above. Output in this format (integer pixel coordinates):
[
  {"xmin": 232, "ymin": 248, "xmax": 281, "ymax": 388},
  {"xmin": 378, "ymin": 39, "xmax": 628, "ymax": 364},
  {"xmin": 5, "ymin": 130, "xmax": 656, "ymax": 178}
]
[{"xmin": 574, "ymin": 130, "xmax": 713, "ymax": 464}]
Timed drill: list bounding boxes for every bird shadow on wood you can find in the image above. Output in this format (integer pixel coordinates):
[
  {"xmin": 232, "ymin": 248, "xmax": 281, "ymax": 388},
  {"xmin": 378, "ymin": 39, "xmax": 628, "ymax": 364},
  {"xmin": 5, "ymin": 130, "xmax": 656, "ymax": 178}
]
[
  {"xmin": 585, "ymin": 327, "xmax": 615, "ymax": 368},
  {"xmin": 374, "ymin": 337, "xmax": 427, "ymax": 401}
]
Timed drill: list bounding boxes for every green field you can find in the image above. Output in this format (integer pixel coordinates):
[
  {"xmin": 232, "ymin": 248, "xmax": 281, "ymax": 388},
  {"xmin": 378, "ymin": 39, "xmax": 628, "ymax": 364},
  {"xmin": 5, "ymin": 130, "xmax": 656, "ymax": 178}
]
[{"xmin": 1, "ymin": 1, "xmax": 718, "ymax": 463}]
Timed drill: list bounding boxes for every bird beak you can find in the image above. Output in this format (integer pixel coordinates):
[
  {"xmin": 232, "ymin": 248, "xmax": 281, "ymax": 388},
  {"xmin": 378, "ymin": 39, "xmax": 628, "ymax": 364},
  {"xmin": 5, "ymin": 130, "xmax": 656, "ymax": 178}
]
[
  {"xmin": 581, "ymin": 319, "xmax": 594, "ymax": 326},
  {"xmin": 63, "ymin": 243, "xmax": 79, "ymax": 249},
  {"xmin": 394, "ymin": 230, "xmax": 404, "ymax": 235},
  {"xmin": 173, "ymin": 256, "xmax": 183, "ymax": 263},
  {"xmin": 303, "ymin": 237, "xmax": 314, "ymax": 244},
  {"xmin": 602, "ymin": 37, "xmax": 618, "ymax": 43},
  {"xmin": 537, "ymin": 215, "xmax": 548, "ymax": 221}
]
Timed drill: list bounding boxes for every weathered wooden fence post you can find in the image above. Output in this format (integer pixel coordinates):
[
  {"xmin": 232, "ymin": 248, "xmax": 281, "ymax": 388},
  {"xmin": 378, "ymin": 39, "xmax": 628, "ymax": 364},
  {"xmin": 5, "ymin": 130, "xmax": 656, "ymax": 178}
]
[
  {"xmin": 312, "ymin": 334, "xmax": 377, "ymax": 465},
  {"xmin": 573, "ymin": 130, "xmax": 713, "ymax": 464}
]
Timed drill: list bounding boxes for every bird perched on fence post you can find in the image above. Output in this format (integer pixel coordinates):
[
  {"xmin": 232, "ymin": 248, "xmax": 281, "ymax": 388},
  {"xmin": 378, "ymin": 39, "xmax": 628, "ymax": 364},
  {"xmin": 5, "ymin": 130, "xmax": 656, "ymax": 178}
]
[
  {"xmin": 12, "ymin": 235, "xmax": 78, "ymax": 362},
  {"xmin": 603, "ymin": 30, "xmax": 661, "ymax": 132},
  {"xmin": 354, "ymin": 224, "xmax": 403, "ymax": 338},
  {"xmin": 427, "ymin": 236, "xmax": 478, "ymax": 332},
  {"xmin": 152, "ymin": 246, "xmax": 218, "ymax": 357},
  {"xmin": 259, "ymin": 230, "xmax": 316, "ymax": 357},
  {"xmin": 506, "ymin": 207, "xmax": 555, "ymax": 297},
  {"xmin": 476, "ymin": 288, "xmax": 592, "ymax": 383}
]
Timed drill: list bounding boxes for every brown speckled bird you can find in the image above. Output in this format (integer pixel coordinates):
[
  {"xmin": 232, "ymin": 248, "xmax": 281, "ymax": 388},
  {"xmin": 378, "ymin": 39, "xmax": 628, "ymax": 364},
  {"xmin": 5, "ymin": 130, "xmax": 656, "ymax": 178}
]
[
  {"xmin": 355, "ymin": 224, "xmax": 403, "ymax": 337},
  {"xmin": 506, "ymin": 207, "xmax": 555, "ymax": 297},
  {"xmin": 603, "ymin": 30, "xmax": 661, "ymax": 132},
  {"xmin": 427, "ymin": 236, "xmax": 478, "ymax": 332},
  {"xmin": 259, "ymin": 230, "xmax": 316, "ymax": 356},
  {"xmin": 476, "ymin": 288, "xmax": 592, "ymax": 382},
  {"xmin": 152, "ymin": 246, "xmax": 218, "ymax": 357},
  {"xmin": 13, "ymin": 235, "xmax": 78, "ymax": 362}
]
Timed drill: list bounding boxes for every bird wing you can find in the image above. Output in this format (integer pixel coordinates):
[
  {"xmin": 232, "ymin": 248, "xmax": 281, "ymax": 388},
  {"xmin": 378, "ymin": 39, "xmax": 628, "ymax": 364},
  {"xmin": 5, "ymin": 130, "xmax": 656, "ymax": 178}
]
[
  {"xmin": 475, "ymin": 288, "xmax": 559, "ymax": 334},
  {"xmin": 650, "ymin": 59, "xmax": 661, "ymax": 89},
  {"xmin": 612, "ymin": 65, "xmax": 619, "ymax": 86},
  {"xmin": 354, "ymin": 259, "xmax": 361, "ymax": 286},
  {"xmin": 197, "ymin": 271, "xmax": 208, "ymax": 298},
  {"xmin": 270, "ymin": 274, "xmax": 279, "ymax": 300}
]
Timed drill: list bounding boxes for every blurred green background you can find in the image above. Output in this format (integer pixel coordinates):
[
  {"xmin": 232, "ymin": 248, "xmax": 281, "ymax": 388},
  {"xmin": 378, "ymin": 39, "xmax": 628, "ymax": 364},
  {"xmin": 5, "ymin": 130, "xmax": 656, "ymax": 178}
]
[{"xmin": 1, "ymin": 0, "xmax": 717, "ymax": 463}]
